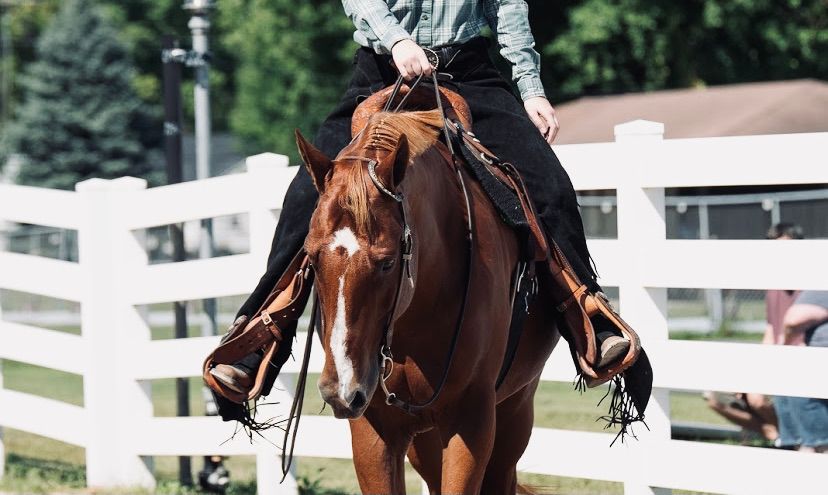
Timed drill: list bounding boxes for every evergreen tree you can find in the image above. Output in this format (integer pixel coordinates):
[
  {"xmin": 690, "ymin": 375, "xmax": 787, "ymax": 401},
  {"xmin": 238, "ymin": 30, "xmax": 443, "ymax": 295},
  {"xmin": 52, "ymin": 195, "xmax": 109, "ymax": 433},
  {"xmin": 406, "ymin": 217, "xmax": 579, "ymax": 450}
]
[{"xmin": 3, "ymin": 0, "xmax": 162, "ymax": 189}]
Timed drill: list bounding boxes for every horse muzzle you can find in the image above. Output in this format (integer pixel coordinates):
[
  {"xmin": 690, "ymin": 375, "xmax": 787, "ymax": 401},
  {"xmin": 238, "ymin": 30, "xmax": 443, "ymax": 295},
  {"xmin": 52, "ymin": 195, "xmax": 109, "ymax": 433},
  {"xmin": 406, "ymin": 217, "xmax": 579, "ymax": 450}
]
[{"xmin": 318, "ymin": 372, "xmax": 378, "ymax": 419}]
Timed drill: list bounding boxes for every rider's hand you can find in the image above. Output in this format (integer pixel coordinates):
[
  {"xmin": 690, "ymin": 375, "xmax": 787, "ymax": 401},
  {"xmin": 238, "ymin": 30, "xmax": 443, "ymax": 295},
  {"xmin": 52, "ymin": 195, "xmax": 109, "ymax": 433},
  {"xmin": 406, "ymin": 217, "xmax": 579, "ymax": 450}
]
[
  {"xmin": 524, "ymin": 96, "xmax": 560, "ymax": 145},
  {"xmin": 391, "ymin": 39, "xmax": 433, "ymax": 80}
]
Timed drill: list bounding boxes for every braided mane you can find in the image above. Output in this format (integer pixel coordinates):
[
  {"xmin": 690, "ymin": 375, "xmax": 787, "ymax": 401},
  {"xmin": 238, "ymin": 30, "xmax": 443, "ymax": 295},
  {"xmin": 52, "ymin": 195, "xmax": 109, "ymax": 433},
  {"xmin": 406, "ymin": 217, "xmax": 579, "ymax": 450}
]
[{"xmin": 340, "ymin": 110, "xmax": 444, "ymax": 235}]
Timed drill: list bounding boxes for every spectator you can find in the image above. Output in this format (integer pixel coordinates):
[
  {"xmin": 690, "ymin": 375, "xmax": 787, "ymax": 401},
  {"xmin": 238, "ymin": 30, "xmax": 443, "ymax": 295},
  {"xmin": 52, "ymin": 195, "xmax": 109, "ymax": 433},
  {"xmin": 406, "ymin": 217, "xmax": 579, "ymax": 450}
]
[
  {"xmin": 776, "ymin": 290, "xmax": 828, "ymax": 452},
  {"xmin": 704, "ymin": 223, "xmax": 804, "ymax": 442}
]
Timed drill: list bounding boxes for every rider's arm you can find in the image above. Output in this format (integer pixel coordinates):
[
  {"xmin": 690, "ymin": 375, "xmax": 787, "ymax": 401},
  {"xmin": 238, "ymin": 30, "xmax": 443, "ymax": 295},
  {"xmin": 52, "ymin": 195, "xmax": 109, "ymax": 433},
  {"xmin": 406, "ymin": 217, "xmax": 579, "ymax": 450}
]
[
  {"xmin": 483, "ymin": 0, "xmax": 545, "ymax": 101},
  {"xmin": 783, "ymin": 303, "xmax": 828, "ymax": 339},
  {"xmin": 341, "ymin": 0, "xmax": 412, "ymax": 53}
]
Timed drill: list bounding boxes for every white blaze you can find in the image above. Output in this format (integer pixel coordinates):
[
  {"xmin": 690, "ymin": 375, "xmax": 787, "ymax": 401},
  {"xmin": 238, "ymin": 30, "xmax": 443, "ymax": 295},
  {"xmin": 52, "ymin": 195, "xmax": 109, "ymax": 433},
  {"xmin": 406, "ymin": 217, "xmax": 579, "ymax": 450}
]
[
  {"xmin": 330, "ymin": 275, "xmax": 354, "ymax": 400},
  {"xmin": 329, "ymin": 227, "xmax": 360, "ymax": 257}
]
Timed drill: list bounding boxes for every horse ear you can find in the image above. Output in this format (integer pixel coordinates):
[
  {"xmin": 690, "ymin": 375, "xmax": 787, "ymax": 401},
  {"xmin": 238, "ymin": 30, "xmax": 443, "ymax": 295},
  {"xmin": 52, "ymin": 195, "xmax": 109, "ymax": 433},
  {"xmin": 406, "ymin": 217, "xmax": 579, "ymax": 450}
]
[
  {"xmin": 295, "ymin": 129, "xmax": 331, "ymax": 193},
  {"xmin": 383, "ymin": 134, "xmax": 409, "ymax": 189}
]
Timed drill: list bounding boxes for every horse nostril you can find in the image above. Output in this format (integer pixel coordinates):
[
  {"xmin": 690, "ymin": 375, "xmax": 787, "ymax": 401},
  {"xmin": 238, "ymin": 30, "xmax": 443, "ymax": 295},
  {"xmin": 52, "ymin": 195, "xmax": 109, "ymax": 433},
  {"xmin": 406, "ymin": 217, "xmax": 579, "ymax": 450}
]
[{"xmin": 349, "ymin": 390, "xmax": 366, "ymax": 410}]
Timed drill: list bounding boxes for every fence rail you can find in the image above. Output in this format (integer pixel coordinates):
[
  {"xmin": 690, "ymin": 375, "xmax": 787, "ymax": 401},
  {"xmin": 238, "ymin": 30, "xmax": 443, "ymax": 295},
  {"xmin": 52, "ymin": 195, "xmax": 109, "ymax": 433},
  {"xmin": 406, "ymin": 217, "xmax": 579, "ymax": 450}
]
[{"xmin": 1, "ymin": 123, "xmax": 827, "ymax": 494}]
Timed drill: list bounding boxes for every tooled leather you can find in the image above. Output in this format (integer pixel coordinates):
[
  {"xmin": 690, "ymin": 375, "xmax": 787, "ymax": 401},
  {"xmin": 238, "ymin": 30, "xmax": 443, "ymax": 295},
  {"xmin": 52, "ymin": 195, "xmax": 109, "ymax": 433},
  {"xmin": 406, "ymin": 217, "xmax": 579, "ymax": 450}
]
[{"xmin": 203, "ymin": 251, "xmax": 313, "ymax": 404}]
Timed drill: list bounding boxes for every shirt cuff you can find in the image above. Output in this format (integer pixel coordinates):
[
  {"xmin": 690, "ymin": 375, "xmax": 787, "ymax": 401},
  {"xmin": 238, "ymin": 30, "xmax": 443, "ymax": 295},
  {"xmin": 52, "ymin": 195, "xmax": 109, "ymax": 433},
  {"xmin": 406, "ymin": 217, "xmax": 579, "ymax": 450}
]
[
  {"xmin": 380, "ymin": 25, "xmax": 413, "ymax": 54},
  {"xmin": 517, "ymin": 75, "xmax": 546, "ymax": 101}
]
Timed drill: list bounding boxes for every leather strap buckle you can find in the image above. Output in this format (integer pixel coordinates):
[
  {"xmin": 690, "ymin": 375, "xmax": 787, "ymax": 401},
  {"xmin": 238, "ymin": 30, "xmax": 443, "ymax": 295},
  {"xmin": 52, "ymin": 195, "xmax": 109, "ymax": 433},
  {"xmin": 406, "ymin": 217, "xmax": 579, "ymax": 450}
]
[{"xmin": 261, "ymin": 310, "xmax": 282, "ymax": 341}]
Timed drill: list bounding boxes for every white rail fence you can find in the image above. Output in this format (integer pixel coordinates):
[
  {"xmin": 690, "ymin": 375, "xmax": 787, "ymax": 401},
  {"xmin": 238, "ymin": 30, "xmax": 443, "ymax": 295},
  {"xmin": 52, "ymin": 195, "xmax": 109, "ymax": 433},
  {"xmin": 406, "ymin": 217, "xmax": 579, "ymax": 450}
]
[{"xmin": 1, "ymin": 121, "xmax": 826, "ymax": 494}]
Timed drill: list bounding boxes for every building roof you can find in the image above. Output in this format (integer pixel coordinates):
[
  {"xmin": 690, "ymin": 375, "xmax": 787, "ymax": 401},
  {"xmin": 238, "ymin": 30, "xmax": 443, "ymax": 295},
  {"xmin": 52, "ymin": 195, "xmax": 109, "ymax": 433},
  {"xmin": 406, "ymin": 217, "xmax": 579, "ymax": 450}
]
[{"xmin": 553, "ymin": 79, "xmax": 828, "ymax": 144}]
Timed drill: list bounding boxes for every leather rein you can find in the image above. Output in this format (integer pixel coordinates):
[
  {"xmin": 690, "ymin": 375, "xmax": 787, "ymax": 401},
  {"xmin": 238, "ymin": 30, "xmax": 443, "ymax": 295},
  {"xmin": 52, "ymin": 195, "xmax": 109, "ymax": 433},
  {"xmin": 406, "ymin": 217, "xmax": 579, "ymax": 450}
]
[{"xmin": 338, "ymin": 72, "xmax": 476, "ymax": 414}]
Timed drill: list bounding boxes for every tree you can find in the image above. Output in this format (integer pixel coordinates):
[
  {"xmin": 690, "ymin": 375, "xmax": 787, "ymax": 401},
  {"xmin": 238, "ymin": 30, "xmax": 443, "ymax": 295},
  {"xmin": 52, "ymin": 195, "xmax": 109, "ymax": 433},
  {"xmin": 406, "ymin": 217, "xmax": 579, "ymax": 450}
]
[
  {"xmin": 533, "ymin": 0, "xmax": 828, "ymax": 102},
  {"xmin": 3, "ymin": 0, "xmax": 162, "ymax": 189},
  {"xmin": 224, "ymin": 0, "xmax": 355, "ymax": 161},
  {"xmin": 98, "ymin": 0, "xmax": 238, "ymax": 131}
]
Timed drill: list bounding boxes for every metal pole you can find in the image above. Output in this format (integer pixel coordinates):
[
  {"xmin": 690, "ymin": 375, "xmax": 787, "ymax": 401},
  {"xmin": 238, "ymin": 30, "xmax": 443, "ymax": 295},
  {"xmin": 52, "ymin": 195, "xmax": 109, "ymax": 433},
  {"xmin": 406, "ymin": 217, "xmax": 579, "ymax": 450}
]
[
  {"xmin": 162, "ymin": 35, "xmax": 193, "ymax": 487},
  {"xmin": 183, "ymin": 3, "xmax": 224, "ymax": 488},
  {"xmin": 185, "ymin": 1, "xmax": 218, "ymax": 341},
  {"xmin": 0, "ymin": 4, "xmax": 13, "ymax": 131},
  {"xmin": 698, "ymin": 203, "xmax": 723, "ymax": 332}
]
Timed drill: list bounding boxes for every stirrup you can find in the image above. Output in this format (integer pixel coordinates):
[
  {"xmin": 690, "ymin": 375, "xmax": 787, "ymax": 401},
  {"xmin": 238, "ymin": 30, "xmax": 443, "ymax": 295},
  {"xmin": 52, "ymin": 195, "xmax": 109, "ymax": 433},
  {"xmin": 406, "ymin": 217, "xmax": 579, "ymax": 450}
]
[{"xmin": 202, "ymin": 251, "xmax": 314, "ymax": 404}]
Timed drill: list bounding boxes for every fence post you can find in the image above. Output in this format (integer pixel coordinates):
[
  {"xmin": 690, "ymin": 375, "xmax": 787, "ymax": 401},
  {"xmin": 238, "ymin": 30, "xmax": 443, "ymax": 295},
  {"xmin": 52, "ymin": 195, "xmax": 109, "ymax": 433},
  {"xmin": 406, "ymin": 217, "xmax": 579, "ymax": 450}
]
[
  {"xmin": 247, "ymin": 153, "xmax": 300, "ymax": 495},
  {"xmin": 614, "ymin": 120, "xmax": 670, "ymax": 495},
  {"xmin": 75, "ymin": 177, "xmax": 155, "ymax": 489},
  {"xmin": 0, "ymin": 300, "xmax": 4, "ymax": 480}
]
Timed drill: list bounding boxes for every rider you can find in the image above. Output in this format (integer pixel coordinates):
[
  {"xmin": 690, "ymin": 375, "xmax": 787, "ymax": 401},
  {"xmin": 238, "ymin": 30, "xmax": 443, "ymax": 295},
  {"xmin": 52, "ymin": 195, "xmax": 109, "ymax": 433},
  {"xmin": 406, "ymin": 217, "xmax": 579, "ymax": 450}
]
[{"xmin": 211, "ymin": 0, "xmax": 631, "ymax": 396}]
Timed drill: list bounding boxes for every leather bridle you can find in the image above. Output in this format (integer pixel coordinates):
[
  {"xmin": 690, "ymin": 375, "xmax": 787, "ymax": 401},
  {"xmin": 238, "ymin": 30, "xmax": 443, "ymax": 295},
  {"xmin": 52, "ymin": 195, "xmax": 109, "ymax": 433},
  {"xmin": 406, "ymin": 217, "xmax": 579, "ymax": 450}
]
[{"xmin": 330, "ymin": 71, "xmax": 476, "ymax": 414}]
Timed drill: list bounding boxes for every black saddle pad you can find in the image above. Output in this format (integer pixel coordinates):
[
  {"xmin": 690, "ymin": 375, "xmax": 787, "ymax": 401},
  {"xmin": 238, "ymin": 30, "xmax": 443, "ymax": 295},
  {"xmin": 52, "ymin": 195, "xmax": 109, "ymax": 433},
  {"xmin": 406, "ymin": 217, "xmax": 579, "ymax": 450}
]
[{"xmin": 452, "ymin": 134, "xmax": 532, "ymax": 241}]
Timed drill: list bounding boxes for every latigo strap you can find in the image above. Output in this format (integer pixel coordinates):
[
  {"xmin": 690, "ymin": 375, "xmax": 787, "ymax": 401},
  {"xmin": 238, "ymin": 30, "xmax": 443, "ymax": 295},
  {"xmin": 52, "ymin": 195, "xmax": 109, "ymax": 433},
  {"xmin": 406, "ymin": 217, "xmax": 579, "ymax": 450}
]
[{"xmin": 203, "ymin": 251, "xmax": 314, "ymax": 404}]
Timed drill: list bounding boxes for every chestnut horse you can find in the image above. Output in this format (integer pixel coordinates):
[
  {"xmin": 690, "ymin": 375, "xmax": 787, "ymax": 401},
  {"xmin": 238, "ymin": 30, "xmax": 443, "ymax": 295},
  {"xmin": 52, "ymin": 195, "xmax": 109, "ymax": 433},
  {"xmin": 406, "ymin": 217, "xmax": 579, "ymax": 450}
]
[{"xmin": 298, "ymin": 109, "xmax": 560, "ymax": 494}]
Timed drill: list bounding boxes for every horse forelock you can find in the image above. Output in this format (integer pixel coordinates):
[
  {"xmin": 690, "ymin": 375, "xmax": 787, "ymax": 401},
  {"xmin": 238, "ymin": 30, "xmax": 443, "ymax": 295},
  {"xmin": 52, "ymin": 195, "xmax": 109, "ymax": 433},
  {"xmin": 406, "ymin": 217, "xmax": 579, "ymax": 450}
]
[
  {"xmin": 332, "ymin": 110, "xmax": 444, "ymax": 236},
  {"xmin": 337, "ymin": 163, "xmax": 371, "ymax": 236}
]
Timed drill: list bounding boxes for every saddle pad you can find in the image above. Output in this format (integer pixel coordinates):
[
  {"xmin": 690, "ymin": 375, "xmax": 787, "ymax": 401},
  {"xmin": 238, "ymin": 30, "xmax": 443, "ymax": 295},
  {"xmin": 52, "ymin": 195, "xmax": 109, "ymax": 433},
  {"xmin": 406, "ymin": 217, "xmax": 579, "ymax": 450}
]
[{"xmin": 452, "ymin": 134, "xmax": 534, "ymax": 255}]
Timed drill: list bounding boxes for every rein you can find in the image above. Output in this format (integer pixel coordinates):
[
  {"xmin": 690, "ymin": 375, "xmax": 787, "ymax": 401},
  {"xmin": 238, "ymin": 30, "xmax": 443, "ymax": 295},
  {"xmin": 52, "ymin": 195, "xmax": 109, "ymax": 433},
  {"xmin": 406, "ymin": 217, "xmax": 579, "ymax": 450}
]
[{"xmin": 340, "ymin": 72, "xmax": 476, "ymax": 414}]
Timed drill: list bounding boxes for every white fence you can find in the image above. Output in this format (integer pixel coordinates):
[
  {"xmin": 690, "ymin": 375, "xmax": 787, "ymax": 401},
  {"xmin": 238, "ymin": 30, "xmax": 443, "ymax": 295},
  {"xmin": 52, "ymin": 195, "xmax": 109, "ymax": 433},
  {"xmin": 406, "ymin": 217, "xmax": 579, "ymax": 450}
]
[{"xmin": 1, "ymin": 121, "xmax": 827, "ymax": 494}]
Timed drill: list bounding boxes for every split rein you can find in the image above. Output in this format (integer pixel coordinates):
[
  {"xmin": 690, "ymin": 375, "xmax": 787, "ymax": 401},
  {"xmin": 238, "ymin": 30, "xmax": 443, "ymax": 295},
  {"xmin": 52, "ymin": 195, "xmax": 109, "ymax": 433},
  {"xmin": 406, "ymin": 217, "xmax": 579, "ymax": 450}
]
[
  {"xmin": 280, "ymin": 71, "xmax": 476, "ymax": 480},
  {"xmin": 344, "ymin": 71, "xmax": 476, "ymax": 414}
]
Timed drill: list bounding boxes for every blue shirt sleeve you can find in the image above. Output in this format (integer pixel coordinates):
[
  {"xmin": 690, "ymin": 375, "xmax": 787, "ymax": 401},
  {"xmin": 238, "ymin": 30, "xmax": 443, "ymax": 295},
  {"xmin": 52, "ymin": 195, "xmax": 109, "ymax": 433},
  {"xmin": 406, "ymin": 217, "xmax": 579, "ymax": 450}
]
[
  {"xmin": 342, "ymin": 0, "xmax": 412, "ymax": 53},
  {"xmin": 483, "ymin": 0, "xmax": 546, "ymax": 101}
]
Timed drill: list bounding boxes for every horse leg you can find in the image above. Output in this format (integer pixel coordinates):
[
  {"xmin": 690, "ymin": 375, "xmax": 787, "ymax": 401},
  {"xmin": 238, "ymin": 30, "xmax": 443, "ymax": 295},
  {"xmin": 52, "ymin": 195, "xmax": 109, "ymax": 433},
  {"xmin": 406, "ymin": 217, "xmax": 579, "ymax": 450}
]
[
  {"xmin": 440, "ymin": 392, "xmax": 496, "ymax": 494},
  {"xmin": 481, "ymin": 378, "xmax": 539, "ymax": 494},
  {"xmin": 349, "ymin": 416, "xmax": 409, "ymax": 494},
  {"xmin": 408, "ymin": 428, "xmax": 443, "ymax": 494}
]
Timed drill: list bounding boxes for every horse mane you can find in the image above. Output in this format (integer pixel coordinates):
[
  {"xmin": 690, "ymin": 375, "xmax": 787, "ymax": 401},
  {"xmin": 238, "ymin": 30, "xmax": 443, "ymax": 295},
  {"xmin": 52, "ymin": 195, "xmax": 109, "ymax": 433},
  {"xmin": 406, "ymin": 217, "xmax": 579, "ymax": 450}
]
[{"xmin": 340, "ymin": 110, "xmax": 444, "ymax": 235}]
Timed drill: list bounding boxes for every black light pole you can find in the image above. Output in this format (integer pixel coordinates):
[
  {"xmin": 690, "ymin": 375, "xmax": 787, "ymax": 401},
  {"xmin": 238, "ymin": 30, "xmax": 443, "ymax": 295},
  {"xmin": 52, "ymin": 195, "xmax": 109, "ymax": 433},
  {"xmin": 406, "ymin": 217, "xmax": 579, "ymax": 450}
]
[{"xmin": 161, "ymin": 34, "xmax": 193, "ymax": 487}]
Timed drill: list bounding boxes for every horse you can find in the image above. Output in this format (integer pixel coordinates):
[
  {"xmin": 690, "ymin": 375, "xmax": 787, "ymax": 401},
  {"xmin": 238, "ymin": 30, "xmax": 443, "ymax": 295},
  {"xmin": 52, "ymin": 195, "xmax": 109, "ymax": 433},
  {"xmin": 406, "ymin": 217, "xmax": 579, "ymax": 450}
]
[{"xmin": 297, "ymin": 104, "xmax": 560, "ymax": 494}]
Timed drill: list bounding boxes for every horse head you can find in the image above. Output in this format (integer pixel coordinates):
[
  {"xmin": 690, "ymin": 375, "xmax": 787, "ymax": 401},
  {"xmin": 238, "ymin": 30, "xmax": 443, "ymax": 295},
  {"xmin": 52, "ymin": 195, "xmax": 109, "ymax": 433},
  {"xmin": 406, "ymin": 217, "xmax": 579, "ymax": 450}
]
[{"xmin": 298, "ymin": 110, "xmax": 445, "ymax": 419}]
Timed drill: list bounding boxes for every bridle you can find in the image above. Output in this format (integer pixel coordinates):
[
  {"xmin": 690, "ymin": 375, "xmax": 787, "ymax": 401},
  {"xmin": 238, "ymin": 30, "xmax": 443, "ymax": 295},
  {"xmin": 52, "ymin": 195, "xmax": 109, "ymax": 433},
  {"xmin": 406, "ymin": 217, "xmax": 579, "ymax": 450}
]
[{"xmin": 331, "ymin": 70, "xmax": 476, "ymax": 414}]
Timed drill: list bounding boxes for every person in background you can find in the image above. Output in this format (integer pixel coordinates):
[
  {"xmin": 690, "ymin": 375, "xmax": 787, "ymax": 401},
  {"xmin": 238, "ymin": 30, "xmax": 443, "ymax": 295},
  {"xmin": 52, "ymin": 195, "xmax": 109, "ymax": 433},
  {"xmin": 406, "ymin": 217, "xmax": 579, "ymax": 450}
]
[
  {"xmin": 704, "ymin": 222, "xmax": 804, "ymax": 443},
  {"xmin": 777, "ymin": 290, "xmax": 828, "ymax": 452}
]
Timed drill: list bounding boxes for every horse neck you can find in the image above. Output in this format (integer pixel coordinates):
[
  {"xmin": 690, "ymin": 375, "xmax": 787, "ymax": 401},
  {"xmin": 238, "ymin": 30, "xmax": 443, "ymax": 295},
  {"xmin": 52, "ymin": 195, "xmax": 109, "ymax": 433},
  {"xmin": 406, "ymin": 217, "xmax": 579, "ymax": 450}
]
[{"xmin": 403, "ymin": 146, "xmax": 470, "ymax": 317}]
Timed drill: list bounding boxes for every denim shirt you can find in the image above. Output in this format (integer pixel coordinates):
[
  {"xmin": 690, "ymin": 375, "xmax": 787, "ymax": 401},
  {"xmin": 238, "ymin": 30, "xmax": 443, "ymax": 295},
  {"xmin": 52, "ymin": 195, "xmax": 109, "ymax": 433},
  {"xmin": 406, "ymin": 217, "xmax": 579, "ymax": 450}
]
[{"xmin": 341, "ymin": 0, "xmax": 545, "ymax": 101}]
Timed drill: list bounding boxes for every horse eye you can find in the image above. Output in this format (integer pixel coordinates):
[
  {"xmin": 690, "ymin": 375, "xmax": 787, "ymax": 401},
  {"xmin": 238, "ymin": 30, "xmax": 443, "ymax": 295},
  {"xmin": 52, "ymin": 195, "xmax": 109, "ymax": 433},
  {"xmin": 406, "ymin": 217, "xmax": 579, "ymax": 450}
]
[{"xmin": 380, "ymin": 258, "xmax": 396, "ymax": 272}]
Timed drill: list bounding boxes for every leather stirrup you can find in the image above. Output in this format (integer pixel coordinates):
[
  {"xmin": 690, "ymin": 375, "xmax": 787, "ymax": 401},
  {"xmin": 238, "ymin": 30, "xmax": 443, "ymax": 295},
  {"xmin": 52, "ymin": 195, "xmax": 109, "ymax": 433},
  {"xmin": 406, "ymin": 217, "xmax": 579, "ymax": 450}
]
[{"xmin": 203, "ymin": 251, "xmax": 314, "ymax": 404}]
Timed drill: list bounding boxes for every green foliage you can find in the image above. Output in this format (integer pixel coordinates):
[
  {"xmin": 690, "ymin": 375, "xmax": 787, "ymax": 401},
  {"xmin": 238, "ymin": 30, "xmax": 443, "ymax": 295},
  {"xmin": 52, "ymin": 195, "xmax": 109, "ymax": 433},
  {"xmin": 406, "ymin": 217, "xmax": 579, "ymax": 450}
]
[
  {"xmin": 224, "ymin": 0, "xmax": 356, "ymax": 162},
  {"xmin": 532, "ymin": 0, "xmax": 828, "ymax": 101},
  {"xmin": 3, "ymin": 0, "xmax": 827, "ymax": 171},
  {"xmin": 3, "ymin": 0, "xmax": 162, "ymax": 189},
  {"xmin": 97, "ymin": 0, "xmax": 238, "ymax": 131}
]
